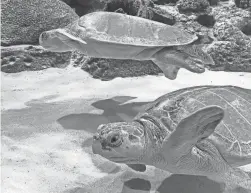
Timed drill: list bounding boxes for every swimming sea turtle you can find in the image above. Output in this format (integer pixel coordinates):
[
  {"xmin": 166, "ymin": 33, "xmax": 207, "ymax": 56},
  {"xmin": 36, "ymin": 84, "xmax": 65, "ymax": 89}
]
[
  {"xmin": 92, "ymin": 85, "xmax": 251, "ymax": 192},
  {"xmin": 39, "ymin": 11, "xmax": 214, "ymax": 80}
]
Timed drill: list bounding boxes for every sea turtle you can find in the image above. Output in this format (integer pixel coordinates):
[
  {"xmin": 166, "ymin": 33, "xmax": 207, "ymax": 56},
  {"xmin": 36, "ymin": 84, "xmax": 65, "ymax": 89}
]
[
  {"xmin": 92, "ymin": 85, "xmax": 251, "ymax": 192},
  {"xmin": 39, "ymin": 11, "xmax": 214, "ymax": 80}
]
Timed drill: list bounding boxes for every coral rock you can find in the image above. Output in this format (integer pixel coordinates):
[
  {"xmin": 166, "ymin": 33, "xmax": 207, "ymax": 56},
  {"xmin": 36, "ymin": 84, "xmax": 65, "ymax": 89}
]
[
  {"xmin": 1, "ymin": 46, "xmax": 71, "ymax": 73},
  {"xmin": 1, "ymin": 0, "xmax": 78, "ymax": 46},
  {"xmin": 79, "ymin": 58, "xmax": 162, "ymax": 81},
  {"xmin": 177, "ymin": 0, "xmax": 210, "ymax": 12}
]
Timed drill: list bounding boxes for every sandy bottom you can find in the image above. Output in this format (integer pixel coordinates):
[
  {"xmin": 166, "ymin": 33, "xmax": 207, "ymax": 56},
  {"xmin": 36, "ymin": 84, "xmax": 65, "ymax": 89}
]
[{"xmin": 2, "ymin": 67, "xmax": 251, "ymax": 193}]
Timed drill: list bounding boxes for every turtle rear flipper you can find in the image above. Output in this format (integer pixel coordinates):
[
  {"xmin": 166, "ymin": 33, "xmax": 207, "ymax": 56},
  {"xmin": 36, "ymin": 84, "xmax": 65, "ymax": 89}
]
[
  {"xmin": 152, "ymin": 46, "xmax": 206, "ymax": 80},
  {"xmin": 161, "ymin": 106, "xmax": 224, "ymax": 161}
]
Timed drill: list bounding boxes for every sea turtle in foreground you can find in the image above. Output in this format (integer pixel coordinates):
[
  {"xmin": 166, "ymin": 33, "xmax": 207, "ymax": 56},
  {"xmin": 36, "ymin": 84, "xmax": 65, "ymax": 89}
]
[
  {"xmin": 39, "ymin": 11, "xmax": 214, "ymax": 80},
  {"xmin": 92, "ymin": 85, "xmax": 251, "ymax": 192}
]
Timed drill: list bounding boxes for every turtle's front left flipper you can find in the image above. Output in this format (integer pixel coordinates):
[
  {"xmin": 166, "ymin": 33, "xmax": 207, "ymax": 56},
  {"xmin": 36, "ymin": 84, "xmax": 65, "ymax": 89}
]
[
  {"xmin": 152, "ymin": 59, "xmax": 180, "ymax": 80},
  {"xmin": 161, "ymin": 106, "xmax": 224, "ymax": 162},
  {"xmin": 55, "ymin": 29, "xmax": 87, "ymax": 51}
]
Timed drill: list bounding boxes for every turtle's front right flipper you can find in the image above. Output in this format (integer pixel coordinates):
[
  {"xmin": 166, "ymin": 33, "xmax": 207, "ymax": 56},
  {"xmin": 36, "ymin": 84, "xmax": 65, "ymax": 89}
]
[
  {"xmin": 152, "ymin": 59, "xmax": 180, "ymax": 80},
  {"xmin": 161, "ymin": 106, "xmax": 224, "ymax": 161}
]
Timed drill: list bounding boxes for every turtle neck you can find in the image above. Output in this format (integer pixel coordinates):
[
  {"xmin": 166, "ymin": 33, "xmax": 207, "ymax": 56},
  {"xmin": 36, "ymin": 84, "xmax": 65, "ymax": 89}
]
[{"xmin": 134, "ymin": 114, "xmax": 170, "ymax": 149}]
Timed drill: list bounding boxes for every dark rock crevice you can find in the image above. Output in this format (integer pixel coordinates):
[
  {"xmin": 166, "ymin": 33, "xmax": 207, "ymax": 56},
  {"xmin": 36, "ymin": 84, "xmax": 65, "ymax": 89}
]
[{"xmin": 196, "ymin": 14, "xmax": 216, "ymax": 27}]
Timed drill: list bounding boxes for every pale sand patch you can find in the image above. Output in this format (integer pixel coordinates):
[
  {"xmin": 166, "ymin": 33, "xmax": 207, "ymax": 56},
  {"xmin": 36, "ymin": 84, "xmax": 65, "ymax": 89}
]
[{"xmin": 2, "ymin": 66, "xmax": 251, "ymax": 110}]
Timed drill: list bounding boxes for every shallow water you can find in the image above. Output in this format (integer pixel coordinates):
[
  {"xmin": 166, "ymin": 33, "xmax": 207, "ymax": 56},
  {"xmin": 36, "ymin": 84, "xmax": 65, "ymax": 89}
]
[{"xmin": 2, "ymin": 67, "xmax": 251, "ymax": 193}]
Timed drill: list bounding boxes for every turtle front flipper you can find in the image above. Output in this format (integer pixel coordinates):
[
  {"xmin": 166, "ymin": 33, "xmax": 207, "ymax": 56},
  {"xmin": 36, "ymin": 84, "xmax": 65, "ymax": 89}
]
[
  {"xmin": 161, "ymin": 106, "xmax": 224, "ymax": 162},
  {"xmin": 152, "ymin": 59, "xmax": 180, "ymax": 80},
  {"xmin": 54, "ymin": 29, "xmax": 87, "ymax": 51}
]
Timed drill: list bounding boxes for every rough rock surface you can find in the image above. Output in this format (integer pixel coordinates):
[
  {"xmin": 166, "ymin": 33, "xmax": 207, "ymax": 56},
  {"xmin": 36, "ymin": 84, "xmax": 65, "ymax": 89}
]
[
  {"xmin": 81, "ymin": 58, "xmax": 162, "ymax": 81},
  {"xmin": 102, "ymin": 0, "xmax": 176, "ymax": 25},
  {"xmin": 70, "ymin": 52, "xmax": 161, "ymax": 80},
  {"xmin": 206, "ymin": 5, "xmax": 251, "ymax": 72},
  {"xmin": 1, "ymin": 0, "xmax": 78, "ymax": 73},
  {"xmin": 177, "ymin": 0, "xmax": 210, "ymax": 12},
  {"xmin": 235, "ymin": 0, "xmax": 250, "ymax": 8},
  {"xmin": 1, "ymin": 46, "xmax": 71, "ymax": 73},
  {"xmin": 153, "ymin": 0, "xmax": 179, "ymax": 5},
  {"xmin": 1, "ymin": 0, "xmax": 78, "ymax": 46},
  {"xmin": 61, "ymin": 0, "xmax": 176, "ymax": 24}
]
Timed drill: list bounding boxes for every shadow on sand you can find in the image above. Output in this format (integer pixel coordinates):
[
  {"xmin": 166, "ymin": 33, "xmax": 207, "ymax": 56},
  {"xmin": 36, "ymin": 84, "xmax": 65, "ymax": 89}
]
[
  {"xmin": 57, "ymin": 96, "xmax": 148, "ymax": 147},
  {"xmin": 58, "ymin": 96, "xmax": 225, "ymax": 193}
]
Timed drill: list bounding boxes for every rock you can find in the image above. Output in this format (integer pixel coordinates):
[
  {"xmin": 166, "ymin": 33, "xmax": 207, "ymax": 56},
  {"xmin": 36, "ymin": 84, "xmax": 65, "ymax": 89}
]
[
  {"xmin": 177, "ymin": 0, "xmax": 210, "ymax": 12},
  {"xmin": 196, "ymin": 14, "xmax": 216, "ymax": 27},
  {"xmin": 207, "ymin": 40, "xmax": 251, "ymax": 72},
  {"xmin": 64, "ymin": 0, "xmax": 176, "ymax": 25},
  {"xmin": 213, "ymin": 22, "xmax": 249, "ymax": 42},
  {"xmin": 150, "ymin": 6, "xmax": 176, "ymax": 25},
  {"xmin": 79, "ymin": 57, "xmax": 162, "ymax": 81},
  {"xmin": 1, "ymin": 46, "xmax": 71, "ymax": 73},
  {"xmin": 208, "ymin": 0, "xmax": 220, "ymax": 6},
  {"xmin": 1, "ymin": 0, "xmax": 78, "ymax": 46},
  {"xmin": 103, "ymin": 0, "xmax": 175, "ymax": 25},
  {"xmin": 71, "ymin": 0, "xmax": 106, "ymax": 16},
  {"xmin": 114, "ymin": 8, "xmax": 126, "ymax": 14},
  {"xmin": 153, "ymin": 0, "xmax": 179, "ymax": 5},
  {"xmin": 235, "ymin": 0, "xmax": 250, "ymax": 8},
  {"xmin": 206, "ymin": 6, "xmax": 251, "ymax": 72}
]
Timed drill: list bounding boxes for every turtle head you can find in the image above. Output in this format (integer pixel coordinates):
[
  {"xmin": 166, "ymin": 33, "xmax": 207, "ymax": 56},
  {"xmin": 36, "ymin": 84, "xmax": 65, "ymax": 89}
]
[
  {"xmin": 39, "ymin": 26, "xmax": 88, "ymax": 52},
  {"xmin": 92, "ymin": 122, "xmax": 147, "ymax": 164},
  {"xmin": 39, "ymin": 29, "xmax": 74, "ymax": 52}
]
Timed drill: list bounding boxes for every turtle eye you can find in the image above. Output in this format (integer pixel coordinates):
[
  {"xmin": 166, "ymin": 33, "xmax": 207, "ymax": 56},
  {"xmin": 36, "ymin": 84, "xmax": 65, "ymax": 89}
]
[{"xmin": 109, "ymin": 134, "xmax": 122, "ymax": 147}]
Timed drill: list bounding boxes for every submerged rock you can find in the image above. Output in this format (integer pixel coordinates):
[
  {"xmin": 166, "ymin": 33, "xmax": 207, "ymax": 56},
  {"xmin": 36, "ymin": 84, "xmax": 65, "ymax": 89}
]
[
  {"xmin": 80, "ymin": 58, "xmax": 162, "ymax": 81},
  {"xmin": 102, "ymin": 0, "xmax": 176, "ymax": 25},
  {"xmin": 177, "ymin": 0, "xmax": 210, "ymax": 12},
  {"xmin": 1, "ymin": 0, "xmax": 77, "ymax": 73},
  {"xmin": 1, "ymin": 46, "xmax": 71, "ymax": 73},
  {"xmin": 1, "ymin": 0, "xmax": 78, "ymax": 46},
  {"xmin": 207, "ymin": 5, "xmax": 251, "ymax": 72},
  {"xmin": 235, "ymin": 0, "xmax": 250, "ymax": 8}
]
